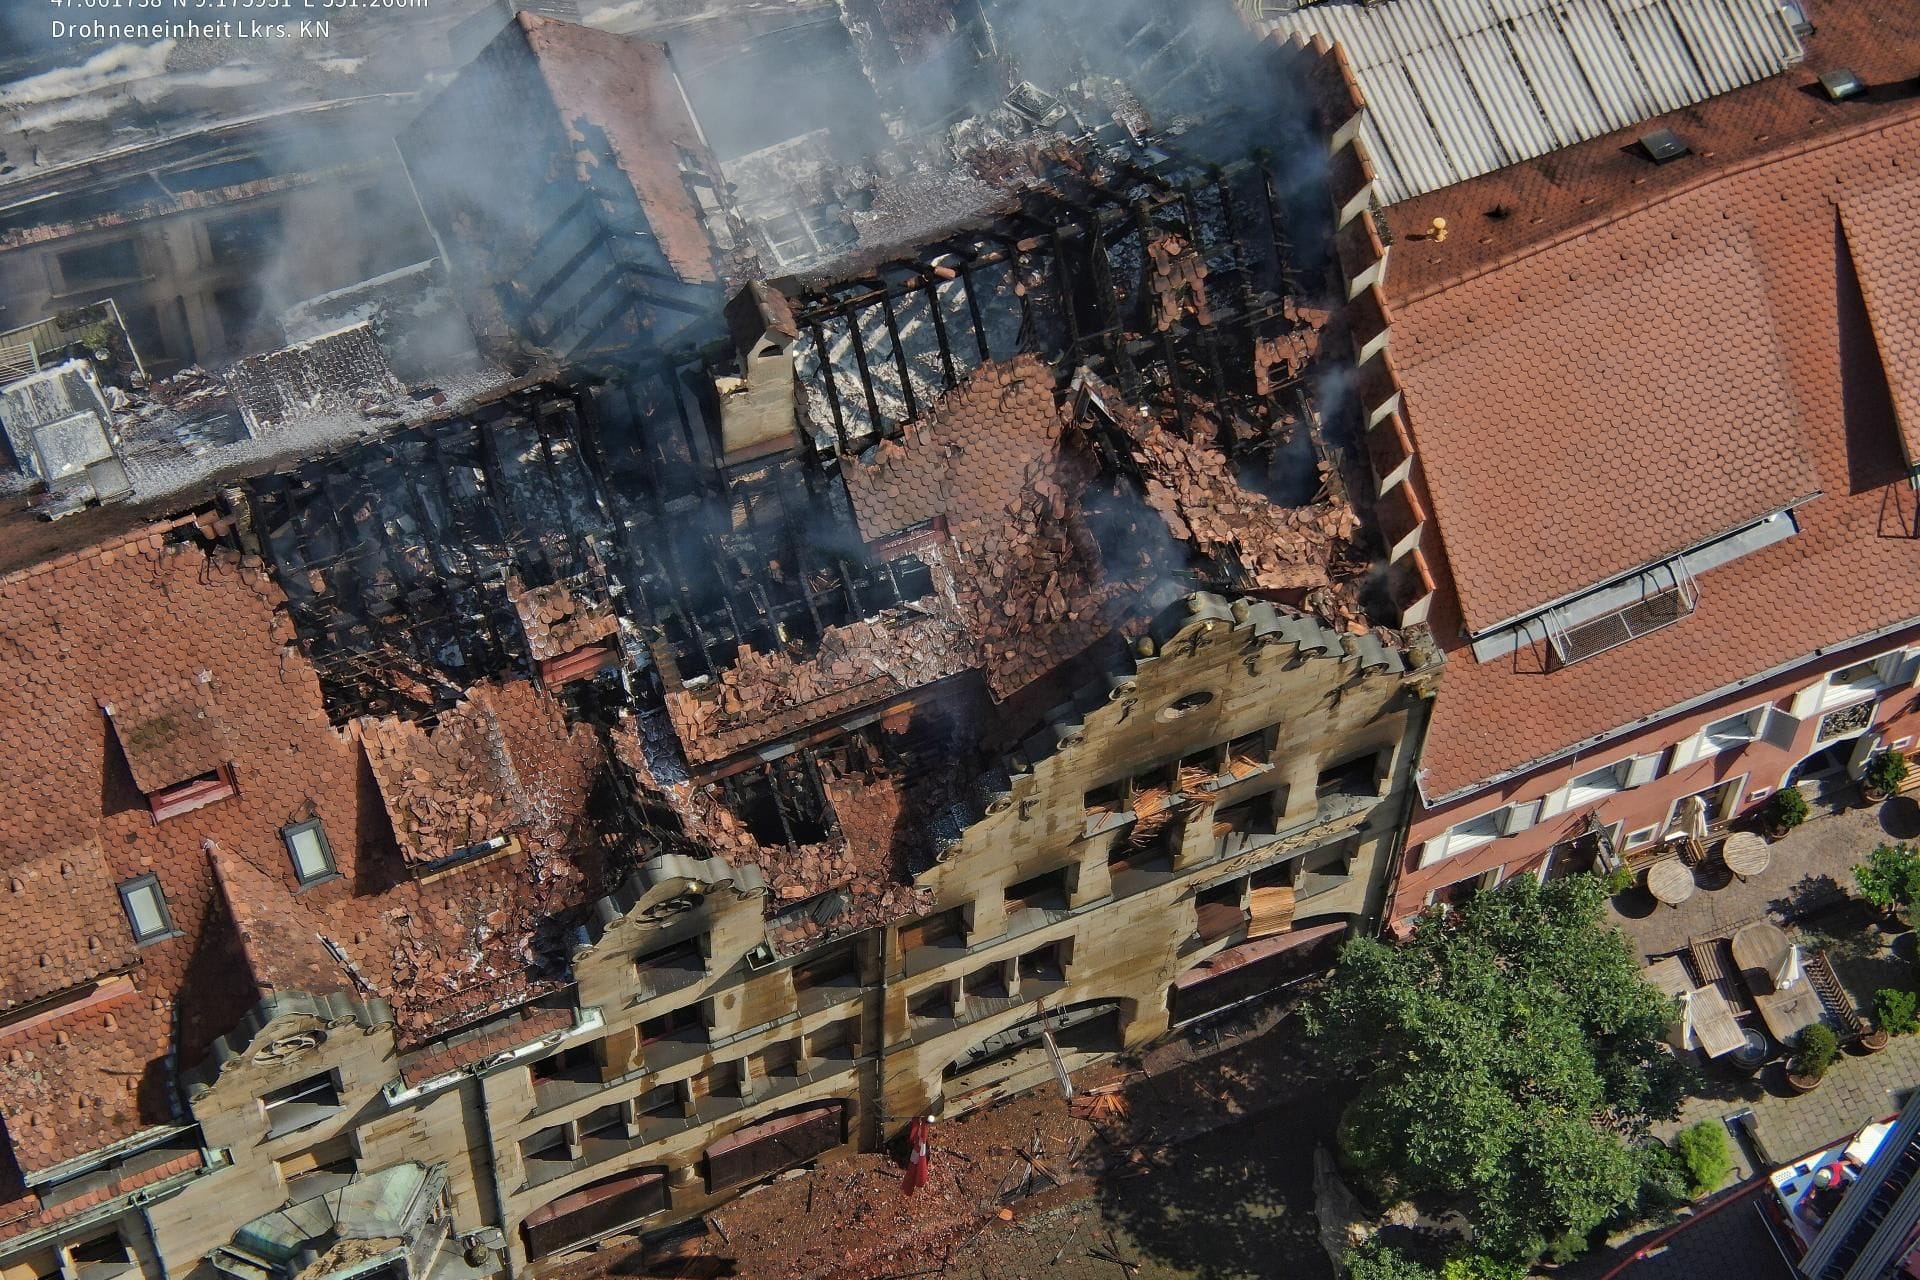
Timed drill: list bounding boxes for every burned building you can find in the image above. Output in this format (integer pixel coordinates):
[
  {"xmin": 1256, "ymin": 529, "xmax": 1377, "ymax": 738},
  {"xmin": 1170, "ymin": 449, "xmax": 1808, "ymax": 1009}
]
[{"xmin": 0, "ymin": 7, "xmax": 1436, "ymax": 1280}]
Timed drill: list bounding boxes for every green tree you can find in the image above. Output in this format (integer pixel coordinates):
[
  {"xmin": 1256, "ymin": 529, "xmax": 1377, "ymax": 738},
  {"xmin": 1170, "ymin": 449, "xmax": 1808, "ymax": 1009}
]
[
  {"xmin": 1309, "ymin": 875, "xmax": 1690, "ymax": 1263},
  {"xmin": 1855, "ymin": 842, "xmax": 1920, "ymax": 919}
]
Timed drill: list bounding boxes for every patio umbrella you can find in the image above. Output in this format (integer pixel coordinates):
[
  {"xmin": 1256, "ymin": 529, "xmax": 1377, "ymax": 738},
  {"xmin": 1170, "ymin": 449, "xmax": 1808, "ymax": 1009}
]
[
  {"xmin": 1675, "ymin": 988, "xmax": 1698, "ymax": 1052},
  {"xmin": 1682, "ymin": 795, "xmax": 1710, "ymax": 848},
  {"xmin": 1775, "ymin": 944, "xmax": 1805, "ymax": 991}
]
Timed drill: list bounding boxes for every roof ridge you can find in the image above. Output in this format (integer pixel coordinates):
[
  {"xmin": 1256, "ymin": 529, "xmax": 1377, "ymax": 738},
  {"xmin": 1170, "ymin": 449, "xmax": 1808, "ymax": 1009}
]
[
  {"xmin": 0, "ymin": 513, "xmax": 205, "ymax": 592},
  {"xmin": 1396, "ymin": 100, "xmax": 1920, "ymax": 308}
]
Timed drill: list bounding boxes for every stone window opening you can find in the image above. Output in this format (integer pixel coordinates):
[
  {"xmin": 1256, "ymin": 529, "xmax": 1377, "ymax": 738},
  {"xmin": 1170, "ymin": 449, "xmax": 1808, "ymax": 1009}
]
[
  {"xmin": 909, "ymin": 983, "xmax": 957, "ymax": 1026},
  {"xmin": 1016, "ymin": 940, "xmax": 1070, "ymax": 989},
  {"xmin": 1004, "ymin": 866, "xmax": 1071, "ymax": 916},
  {"xmin": 68, "ymin": 1232, "xmax": 134, "ymax": 1280},
  {"xmin": 1316, "ymin": 751, "xmax": 1383, "ymax": 800},
  {"xmin": 261, "ymin": 1071, "xmax": 342, "ymax": 1139}
]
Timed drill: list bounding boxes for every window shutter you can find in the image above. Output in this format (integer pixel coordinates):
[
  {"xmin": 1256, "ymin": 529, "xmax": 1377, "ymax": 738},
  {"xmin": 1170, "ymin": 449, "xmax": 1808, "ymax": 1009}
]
[
  {"xmin": 1538, "ymin": 787, "xmax": 1569, "ymax": 819},
  {"xmin": 1624, "ymin": 752, "xmax": 1663, "ymax": 788},
  {"xmin": 1788, "ymin": 682, "xmax": 1825, "ymax": 719},
  {"xmin": 1763, "ymin": 708, "xmax": 1800, "ymax": 750},
  {"xmin": 1670, "ymin": 732, "xmax": 1705, "ymax": 769},
  {"xmin": 1499, "ymin": 800, "xmax": 1541, "ymax": 836},
  {"xmin": 1416, "ymin": 839, "xmax": 1451, "ymax": 869}
]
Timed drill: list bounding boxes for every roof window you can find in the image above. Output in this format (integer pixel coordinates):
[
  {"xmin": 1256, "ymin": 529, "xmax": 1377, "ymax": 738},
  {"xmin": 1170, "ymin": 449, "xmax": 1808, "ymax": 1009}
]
[
  {"xmin": 118, "ymin": 874, "xmax": 178, "ymax": 945},
  {"xmin": 282, "ymin": 819, "xmax": 338, "ymax": 886},
  {"xmin": 1818, "ymin": 69, "xmax": 1866, "ymax": 101}
]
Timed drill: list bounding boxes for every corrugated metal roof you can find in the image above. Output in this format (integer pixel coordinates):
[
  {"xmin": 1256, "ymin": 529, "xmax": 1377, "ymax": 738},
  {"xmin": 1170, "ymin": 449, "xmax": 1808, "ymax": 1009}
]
[{"xmin": 1264, "ymin": 0, "xmax": 1804, "ymax": 201}]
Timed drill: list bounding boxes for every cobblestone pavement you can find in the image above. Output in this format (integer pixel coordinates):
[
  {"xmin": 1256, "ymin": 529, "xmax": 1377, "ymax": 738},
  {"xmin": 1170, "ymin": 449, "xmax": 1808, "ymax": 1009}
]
[{"xmin": 1606, "ymin": 798, "xmax": 1920, "ymax": 1279}]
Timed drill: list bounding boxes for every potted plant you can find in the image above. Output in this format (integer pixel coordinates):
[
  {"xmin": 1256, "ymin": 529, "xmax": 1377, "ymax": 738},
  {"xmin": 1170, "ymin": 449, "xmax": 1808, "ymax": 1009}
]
[
  {"xmin": 1767, "ymin": 787, "xmax": 1810, "ymax": 840},
  {"xmin": 1787, "ymin": 1023, "xmax": 1839, "ymax": 1092},
  {"xmin": 1863, "ymin": 749, "xmax": 1910, "ymax": 804}
]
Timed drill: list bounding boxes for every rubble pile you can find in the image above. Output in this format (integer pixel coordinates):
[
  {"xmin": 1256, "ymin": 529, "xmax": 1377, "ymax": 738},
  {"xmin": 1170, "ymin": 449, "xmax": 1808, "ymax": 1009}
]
[
  {"xmin": 949, "ymin": 446, "xmax": 1140, "ymax": 700},
  {"xmin": 360, "ymin": 692, "xmax": 528, "ymax": 865},
  {"xmin": 610, "ymin": 720, "xmax": 932, "ymax": 951},
  {"xmin": 662, "ymin": 593, "xmax": 976, "ymax": 766},
  {"xmin": 1146, "ymin": 232, "xmax": 1212, "ymax": 332},
  {"xmin": 1123, "ymin": 415, "xmax": 1359, "ymax": 593},
  {"xmin": 508, "ymin": 577, "xmax": 619, "ymax": 661}
]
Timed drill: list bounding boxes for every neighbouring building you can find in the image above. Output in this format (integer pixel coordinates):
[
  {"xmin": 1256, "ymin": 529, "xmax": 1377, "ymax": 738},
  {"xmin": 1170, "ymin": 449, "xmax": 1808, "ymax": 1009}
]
[
  {"xmin": 0, "ymin": 107, "xmax": 438, "ymax": 374},
  {"xmin": 1353, "ymin": 3, "xmax": 1920, "ymax": 919},
  {"xmin": 0, "ymin": 10, "xmax": 1439, "ymax": 1280}
]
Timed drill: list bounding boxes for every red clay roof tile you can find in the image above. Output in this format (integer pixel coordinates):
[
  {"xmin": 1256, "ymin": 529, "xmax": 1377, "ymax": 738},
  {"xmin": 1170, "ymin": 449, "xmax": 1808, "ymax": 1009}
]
[{"xmin": 1396, "ymin": 228, "xmax": 1821, "ymax": 631}]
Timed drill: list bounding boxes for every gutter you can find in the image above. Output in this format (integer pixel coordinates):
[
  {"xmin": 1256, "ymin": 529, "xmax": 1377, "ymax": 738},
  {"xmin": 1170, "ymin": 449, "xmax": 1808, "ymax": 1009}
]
[{"xmin": 1422, "ymin": 612, "xmax": 1920, "ymax": 810}]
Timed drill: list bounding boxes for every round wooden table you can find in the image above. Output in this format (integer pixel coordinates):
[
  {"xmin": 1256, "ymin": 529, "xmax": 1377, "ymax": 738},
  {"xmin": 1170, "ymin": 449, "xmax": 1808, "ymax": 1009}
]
[
  {"xmin": 1723, "ymin": 832, "xmax": 1771, "ymax": 882},
  {"xmin": 1647, "ymin": 858, "xmax": 1696, "ymax": 907}
]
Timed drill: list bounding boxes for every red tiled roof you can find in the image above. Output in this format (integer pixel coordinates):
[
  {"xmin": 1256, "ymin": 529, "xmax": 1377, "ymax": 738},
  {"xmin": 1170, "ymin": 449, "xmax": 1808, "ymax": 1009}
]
[
  {"xmin": 0, "ymin": 983, "xmax": 173, "ymax": 1173},
  {"xmin": 1395, "ymin": 227, "xmax": 1821, "ymax": 631},
  {"xmin": 396, "ymin": 1005, "xmax": 573, "ymax": 1085},
  {"xmin": 518, "ymin": 14, "xmax": 719, "ymax": 285},
  {"xmin": 360, "ymin": 692, "xmax": 528, "ymax": 867},
  {"xmin": 209, "ymin": 847, "xmax": 348, "ymax": 1002},
  {"xmin": 0, "ymin": 523, "xmax": 621, "ymax": 1179},
  {"xmin": 0, "ymin": 840, "xmax": 138, "ymax": 1011},
  {"xmin": 840, "ymin": 356, "xmax": 1062, "ymax": 542},
  {"xmin": 0, "ymin": 1149, "xmax": 203, "ymax": 1243},
  {"xmin": 1397, "ymin": 106, "xmax": 1920, "ymax": 798},
  {"xmin": 1841, "ymin": 173, "xmax": 1920, "ymax": 467}
]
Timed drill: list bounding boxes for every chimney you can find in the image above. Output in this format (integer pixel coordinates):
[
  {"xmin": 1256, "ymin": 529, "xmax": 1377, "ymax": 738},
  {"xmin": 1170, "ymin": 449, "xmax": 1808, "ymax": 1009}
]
[{"xmin": 714, "ymin": 281, "xmax": 805, "ymax": 465}]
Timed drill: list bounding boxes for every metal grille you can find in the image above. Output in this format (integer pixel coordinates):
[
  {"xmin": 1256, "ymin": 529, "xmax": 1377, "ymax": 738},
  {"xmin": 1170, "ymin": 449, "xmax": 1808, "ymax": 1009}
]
[{"xmin": 1545, "ymin": 567, "xmax": 1697, "ymax": 667}]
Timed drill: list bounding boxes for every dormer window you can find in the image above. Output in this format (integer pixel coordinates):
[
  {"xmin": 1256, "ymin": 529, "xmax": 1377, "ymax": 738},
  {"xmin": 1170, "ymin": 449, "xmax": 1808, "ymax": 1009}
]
[
  {"xmin": 118, "ymin": 874, "xmax": 178, "ymax": 945},
  {"xmin": 282, "ymin": 819, "xmax": 338, "ymax": 886},
  {"xmin": 102, "ymin": 673, "xmax": 237, "ymax": 821}
]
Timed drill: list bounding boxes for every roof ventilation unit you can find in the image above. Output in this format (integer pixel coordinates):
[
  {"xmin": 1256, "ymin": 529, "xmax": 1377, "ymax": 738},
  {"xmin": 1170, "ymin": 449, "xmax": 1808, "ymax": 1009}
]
[
  {"xmin": 1638, "ymin": 128, "xmax": 1691, "ymax": 163},
  {"xmin": 1818, "ymin": 68, "xmax": 1867, "ymax": 101}
]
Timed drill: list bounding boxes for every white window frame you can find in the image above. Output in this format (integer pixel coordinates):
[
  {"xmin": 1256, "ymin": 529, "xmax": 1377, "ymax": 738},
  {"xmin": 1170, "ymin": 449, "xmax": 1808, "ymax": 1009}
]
[
  {"xmin": 1566, "ymin": 760, "xmax": 1630, "ymax": 808},
  {"xmin": 1537, "ymin": 821, "xmax": 1622, "ymax": 881},
  {"xmin": 1426, "ymin": 863, "xmax": 1503, "ymax": 907},
  {"xmin": 1499, "ymin": 799, "xmax": 1542, "ymax": 836},
  {"xmin": 1625, "ymin": 825, "xmax": 1658, "ymax": 849},
  {"xmin": 1418, "ymin": 808, "xmax": 1505, "ymax": 866},
  {"xmin": 1700, "ymin": 705, "xmax": 1769, "ymax": 755},
  {"xmin": 1664, "ymin": 773, "xmax": 1750, "ymax": 832},
  {"xmin": 1818, "ymin": 649, "xmax": 1911, "ymax": 711}
]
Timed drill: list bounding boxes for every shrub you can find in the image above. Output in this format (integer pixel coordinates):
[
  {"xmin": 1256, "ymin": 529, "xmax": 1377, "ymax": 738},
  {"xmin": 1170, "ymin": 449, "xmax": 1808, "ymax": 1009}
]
[
  {"xmin": 1868, "ymin": 750, "xmax": 1911, "ymax": 796},
  {"xmin": 1855, "ymin": 842, "xmax": 1920, "ymax": 918},
  {"xmin": 1877, "ymin": 988, "xmax": 1919, "ymax": 1036},
  {"xmin": 1769, "ymin": 787, "xmax": 1810, "ymax": 831},
  {"xmin": 1795, "ymin": 1024, "xmax": 1841, "ymax": 1080},
  {"xmin": 1672, "ymin": 1121, "xmax": 1733, "ymax": 1196},
  {"xmin": 1440, "ymin": 1255, "xmax": 1528, "ymax": 1280},
  {"xmin": 1601, "ymin": 863, "xmax": 1636, "ymax": 896},
  {"xmin": 1346, "ymin": 1241, "xmax": 1437, "ymax": 1280}
]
